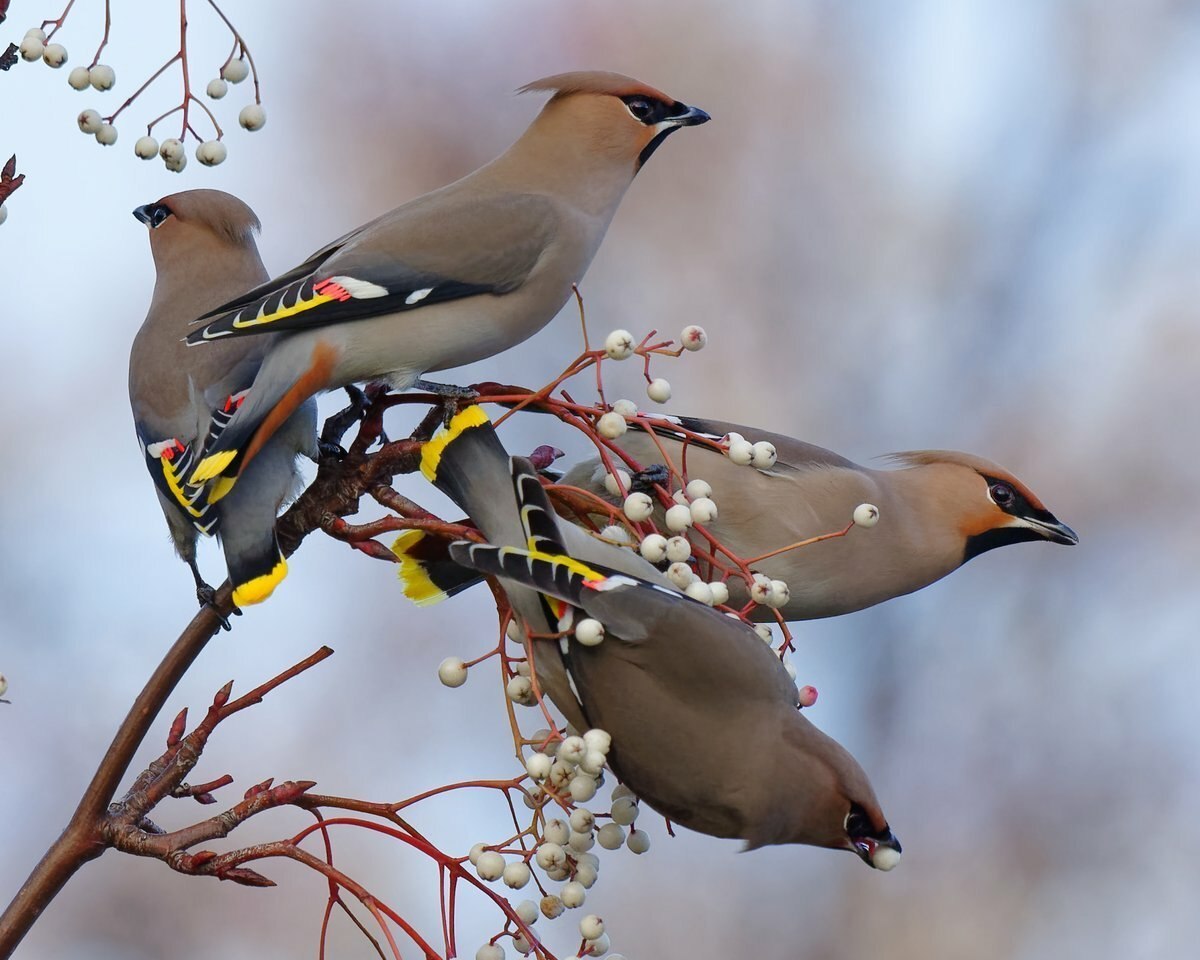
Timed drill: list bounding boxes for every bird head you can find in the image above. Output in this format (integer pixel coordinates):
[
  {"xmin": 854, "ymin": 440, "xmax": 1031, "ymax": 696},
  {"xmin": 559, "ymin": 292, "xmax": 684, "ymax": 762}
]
[
  {"xmin": 133, "ymin": 189, "xmax": 261, "ymax": 259},
  {"xmin": 887, "ymin": 450, "xmax": 1078, "ymax": 561},
  {"xmin": 519, "ymin": 71, "xmax": 709, "ymax": 172},
  {"xmin": 844, "ymin": 801, "xmax": 902, "ymax": 871}
]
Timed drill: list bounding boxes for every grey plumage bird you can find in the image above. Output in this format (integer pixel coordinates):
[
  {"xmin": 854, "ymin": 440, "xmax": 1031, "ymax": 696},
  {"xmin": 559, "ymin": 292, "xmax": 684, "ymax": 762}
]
[
  {"xmin": 185, "ymin": 71, "xmax": 709, "ymax": 498},
  {"xmin": 561, "ymin": 413, "xmax": 1078, "ymax": 619},
  {"xmin": 130, "ymin": 190, "xmax": 317, "ymax": 611},
  {"xmin": 420, "ymin": 407, "xmax": 901, "ymax": 865}
]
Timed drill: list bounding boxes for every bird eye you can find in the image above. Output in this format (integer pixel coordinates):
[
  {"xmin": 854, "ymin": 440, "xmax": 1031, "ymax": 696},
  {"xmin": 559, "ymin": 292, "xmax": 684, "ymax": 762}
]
[
  {"xmin": 625, "ymin": 98, "xmax": 654, "ymax": 122},
  {"xmin": 989, "ymin": 482, "xmax": 1015, "ymax": 508},
  {"xmin": 150, "ymin": 205, "xmax": 171, "ymax": 228}
]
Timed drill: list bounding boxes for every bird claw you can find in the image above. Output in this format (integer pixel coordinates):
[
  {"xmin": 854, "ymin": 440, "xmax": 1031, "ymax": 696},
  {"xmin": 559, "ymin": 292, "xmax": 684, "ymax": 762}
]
[
  {"xmin": 319, "ymin": 385, "xmax": 369, "ymax": 450},
  {"xmin": 630, "ymin": 464, "xmax": 670, "ymax": 494},
  {"xmin": 318, "ymin": 440, "xmax": 348, "ymax": 461},
  {"xmin": 413, "ymin": 378, "xmax": 478, "ymax": 400},
  {"xmin": 195, "ymin": 582, "xmax": 237, "ymax": 631}
]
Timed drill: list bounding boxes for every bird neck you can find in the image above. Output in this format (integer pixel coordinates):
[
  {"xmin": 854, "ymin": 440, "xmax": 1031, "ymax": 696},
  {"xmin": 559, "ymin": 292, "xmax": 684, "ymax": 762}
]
[
  {"xmin": 479, "ymin": 104, "xmax": 640, "ymax": 218},
  {"xmin": 882, "ymin": 463, "xmax": 975, "ymax": 580}
]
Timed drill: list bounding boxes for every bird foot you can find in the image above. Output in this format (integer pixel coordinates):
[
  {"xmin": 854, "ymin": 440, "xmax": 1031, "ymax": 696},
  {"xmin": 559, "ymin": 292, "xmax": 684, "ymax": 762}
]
[
  {"xmin": 630, "ymin": 464, "xmax": 670, "ymax": 494},
  {"xmin": 413, "ymin": 378, "xmax": 479, "ymax": 400},
  {"xmin": 319, "ymin": 385, "xmax": 369, "ymax": 451},
  {"xmin": 317, "ymin": 440, "xmax": 348, "ymax": 461},
  {"xmin": 195, "ymin": 582, "xmax": 239, "ymax": 631}
]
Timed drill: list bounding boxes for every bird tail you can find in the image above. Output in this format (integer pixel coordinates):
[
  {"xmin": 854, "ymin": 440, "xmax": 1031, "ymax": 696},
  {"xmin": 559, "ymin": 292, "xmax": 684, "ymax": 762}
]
[
  {"xmin": 390, "ymin": 528, "xmax": 484, "ymax": 605},
  {"xmin": 225, "ymin": 538, "xmax": 288, "ymax": 608}
]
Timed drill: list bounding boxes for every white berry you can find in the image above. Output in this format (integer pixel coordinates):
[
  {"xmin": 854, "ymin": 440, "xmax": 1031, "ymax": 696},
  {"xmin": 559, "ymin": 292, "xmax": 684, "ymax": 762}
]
[
  {"xmin": 750, "ymin": 573, "xmax": 772, "ymax": 604},
  {"xmin": 535, "ymin": 842, "xmax": 566, "ymax": 870},
  {"xmin": 604, "ymin": 329, "xmax": 635, "ymax": 360},
  {"xmin": 526, "ymin": 752, "xmax": 552, "ymax": 781},
  {"xmin": 665, "ymin": 536, "xmax": 691, "ymax": 563},
  {"xmin": 540, "ymin": 895, "xmax": 565, "ymax": 919},
  {"xmin": 569, "ymin": 775, "xmax": 597, "ymax": 803},
  {"xmin": 611, "ymin": 398, "xmax": 638, "ymax": 417},
  {"xmin": 88, "ymin": 64, "xmax": 115, "ymax": 90},
  {"xmin": 0, "ymin": 672, "xmax": 7, "ymax": 696},
  {"xmin": 598, "ymin": 524, "xmax": 630, "ymax": 544},
  {"xmin": 754, "ymin": 623, "xmax": 773, "ymax": 642},
  {"xmin": 516, "ymin": 899, "xmax": 539, "ymax": 925},
  {"xmin": 626, "ymin": 829, "xmax": 651, "ymax": 854},
  {"xmin": 468, "ymin": 842, "xmax": 487, "ymax": 865},
  {"xmin": 94, "ymin": 123, "xmax": 118, "ymax": 146},
  {"xmin": 638, "ymin": 534, "xmax": 667, "ymax": 563},
  {"xmin": 476, "ymin": 850, "xmax": 506, "ymax": 881},
  {"xmin": 568, "ymin": 830, "xmax": 595, "ymax": 853},
  {"xmin": 543, "ymin": 818, "xmax": 570, "ymax": 845},
  {"xmin": 570, "ymin": 808, "xmax": 596, "ymax": 833},
  {"xmin": 511, "ymin": 936, "xmax": 532, "ymax": 956},
  {"xmin": 67, "ymin": 66, "xmax": 91, "ymax": 90},
  {"xmin": 727, "ymin": 438, "xmax": 754, "ymax": 465},
  {"xmin": 165, "ymin": 154, "xmax": 188, "ymax": 173},
  {"xmin": 574, "ymin": 618, "xmax": 605, "ymax": 647},
  {"xmin": 475, "ymin": 944, "xmax": 505, "ymax": 960},
  {"xmin": 77, "ymin": 109, "xmax": 102, "ymax": 134},
  {"xmin": 622, "ymin": 492, "xmax": 653, "ymax": 522},
  {"xmin": 24, "ymin": 28, "xmax": 47, "ymax": 42},
  {"xmin": 238, "ymin": 104, "xmax": 267, "ymax": 131},
  {"xmin": 664, "ymin": 503, "xmax": 692, "ymax": 532},
  {"xmin": 0, "ymin": 204, "xmax": 7, "ymax": 227},
  {"xmin": 19, "ymin": 36, "xmax": 45, "ymax": 61},
  {"xmin": 596, "ymin": 412, "xmax": 626, "ymax": 439},
  {"xmin": 560, "ymin": 881, "xmax": 586, "ymax": 908},
  {"xmin": 503, "ymin": 860, "xmax": 532, "ymax": 889},
  {"xmin": 767, "ymin": 579, "xmax": 790, "ymax": 608},
  {"xmin": 196, "ymin": 140, "xmax": 227, "ymax": 166},
  {"xmin": 42, "ymin": 43, "xmax": 68, "ymax": 68},
  {"xmin": 506, "ymin": 675, "xmax": 533, "ymax": 704},
  {"xmin": 206, "ymin": 77, "xmax": 229, "ymax": 99},
  {"xmin": 751, "ymin": 441, "xmax": 778, "ymax": 469},
  {"xmin": 784, "ymin": 660, "xmax": 797, "ymax": 681},
  {"xmin": 575, "ymin": 862, "xmax": 599, "ymax": 889},
  {"xmin": 221, "ymin": 58, "xmax": 250, "ymax": 83},
  {"xmin": 708, "ymin": 581, "xmax": 730, "ymax": 605},
  {"xmin": 583, "ymin": 728, "xmax": 611, "ymax": 754},
  {"xmin": 603, "ymin": 470, "xmax": 630, "ymax": 497},
  {"xmin": 159, "ymin": 138, "xmax": 185, "ymax": 161},
  {"xmin": 685, "ymin": 580, "xmax": 714, "ymax": 605},
  {"xmin": 646, "ymin": 378, "xmax": 671, "ymax": 403},
  {"xmin": 680, "ymin": 324, "xmax": 708, "ymax": 351},
  {"xmin": 133, "ymin": 135, "xmax": 159, "ymax": 159},
  {"xmin": 610, "ymin": 797, "xmax": 639, "ymax": 826},
  {"xmin": 685, "ymin": 478, "xmax": 712, "ymax": 500},
  {"xmin": 586, "ymin": 933, "xmax": 612, "ymax": 956},
  {"xmin": 437, "ymin": 656, "xmax": 468, "ymax": 688},
  {"xmin": 597, "ymin": 823, "xmax": 624, "ymax": 850},
  {"xmin": 689, "ymin": 496, "xmax": 718, "ymax": 524},
  {"xmin": 853, "ymin": 503, "xmax": 880, "ymax": 528},
  {"xmin": 580, "ymin": 915, "xmax": 605, "ymax": 940},
  {"xmin": 666, "ymin": 562, "xmax": 695, "ymax": 589}
]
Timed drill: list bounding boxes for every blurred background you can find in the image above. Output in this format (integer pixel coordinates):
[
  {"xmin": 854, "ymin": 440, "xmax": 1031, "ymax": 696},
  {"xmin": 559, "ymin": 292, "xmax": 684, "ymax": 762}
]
[{"xmin": 2, "ymin": 1, "xmax": 1197, "ymax": 957}]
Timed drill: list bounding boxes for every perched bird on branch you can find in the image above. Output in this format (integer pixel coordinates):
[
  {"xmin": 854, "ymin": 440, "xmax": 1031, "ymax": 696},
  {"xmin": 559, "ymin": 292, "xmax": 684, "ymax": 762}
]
[
  {"xmin": 561, "ymin": 414, "xmax": 1078, "ymax": 619},
  {"xmin": 420, "ymin": 407, "xmax": 901, "ymax": 865},
  {"xmin": 183, "ymin": 71, "xmax": 709, "ymax": 500},
  {"xmin": 130, "ymin": 190, "xmax": 317, "ymax": 614}
]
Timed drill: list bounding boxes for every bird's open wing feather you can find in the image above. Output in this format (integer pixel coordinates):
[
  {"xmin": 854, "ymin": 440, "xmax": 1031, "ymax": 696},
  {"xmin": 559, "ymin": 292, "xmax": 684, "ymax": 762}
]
[{"xmin": 185, "ymin": 192, "xmax": 560, "ymax": 343}]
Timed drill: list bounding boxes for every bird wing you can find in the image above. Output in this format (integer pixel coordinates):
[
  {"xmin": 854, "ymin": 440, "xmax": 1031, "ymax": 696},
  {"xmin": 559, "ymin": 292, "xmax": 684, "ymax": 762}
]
[
  {"xmin": 647, "ymin": 414, "xmax": 860, "ymax": 472},
  {"xmin": 185, "ymin": 192, "xmax": 561, "ymax": 343},
  {"xmin": 135, "ymin": 424, "xmax": 220, "ymax": 536}
]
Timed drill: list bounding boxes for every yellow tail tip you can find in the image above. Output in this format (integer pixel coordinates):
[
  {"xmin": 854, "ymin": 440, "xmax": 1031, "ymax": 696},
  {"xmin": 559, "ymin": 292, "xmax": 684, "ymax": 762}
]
[
  {"xmin": 420, "ymin": 405, "xmax": 491, "ymax": 481},
  {"xmin": 390, "ymin": 531, "xmax": 449, "ymax": 606},
  {"xmin": 191, "ymin": 449, "xmax": 239, "ymax": 485},
  {"xmin": 232, "ymin": 556, "xmax": 288, "ymax": 607}
]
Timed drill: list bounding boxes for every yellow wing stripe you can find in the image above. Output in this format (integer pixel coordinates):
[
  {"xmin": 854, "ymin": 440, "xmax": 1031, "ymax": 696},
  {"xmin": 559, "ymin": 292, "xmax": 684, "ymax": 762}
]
[
  {"xmin": 232, "ymin": 556, "xmax": 288, "ymax": 607},
  {"xmin": 231, "ymin": 291, "xmax": 335, "ymax": 330},
  {"xmin": 420, "ymin": 405, "xmax": 492, "ymax": 481},
  {"xmin": 192, "ymin": 449, "xmax": 239, "ymax": 486},
  {"xmin": 161, "ymin": 459, "xmax": 205, "ymax": 519},
  {"xmin": 524, "ymin": 545, "xmax": 606, "ymax": 581},
  {"xmin": 390, "ymin": 531, "xmax": 450, "ymax": 606},
  {"xmin": 206, "ymin": 475, "xmax": 237, "ymax": 504}
]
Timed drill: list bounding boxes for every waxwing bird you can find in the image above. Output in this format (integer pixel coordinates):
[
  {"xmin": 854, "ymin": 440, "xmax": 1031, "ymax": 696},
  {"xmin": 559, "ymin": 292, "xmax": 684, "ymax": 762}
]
[
  {"xmin": 560, "ymin": 414, "xmax": 1078, "ymax": 620},
  {"xmin": 423, "ymin": 408, "xmax": 901, "ymax": 863},
  {"xmin": 130, "ymin": 190, "xmax": 318, "ymax": 613},
  {"xmin": 183, "ymin": 72, "xmax": 710, "ymax": 500}
]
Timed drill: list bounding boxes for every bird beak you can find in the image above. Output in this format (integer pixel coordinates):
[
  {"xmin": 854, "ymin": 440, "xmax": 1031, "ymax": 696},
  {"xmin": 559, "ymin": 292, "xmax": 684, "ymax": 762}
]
[
  {"xmin": 669, "ymin": 103, "xmax": 711, "ymax": 127},
  {"xmin": 1021, "ymin": 514, "xmax": 1079, "ymax": 546},
  {"xmin": 851, "ymin": 828, "xmax": 902, "ymax": 871},
  {"xmin": 132, "ymin": 204, "xmax": 155, "ymax": 225}
]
